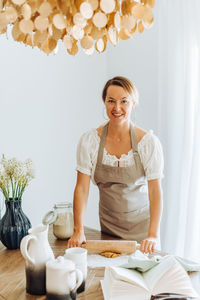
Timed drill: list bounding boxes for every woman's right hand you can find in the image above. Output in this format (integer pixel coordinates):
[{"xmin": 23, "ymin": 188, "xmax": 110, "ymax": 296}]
[{"xmin": 67, "ymin": 230, "xmax": 86, "ymax": 248}]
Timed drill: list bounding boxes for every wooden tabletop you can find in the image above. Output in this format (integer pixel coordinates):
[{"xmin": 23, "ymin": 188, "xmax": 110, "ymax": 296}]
[
  {"xmin": 0, "ymin": 227, "xmax": 200, "ymax": 300},
  {"xmin": 0, "ymin": 226, "xmax": 120, "ymax": 300}
]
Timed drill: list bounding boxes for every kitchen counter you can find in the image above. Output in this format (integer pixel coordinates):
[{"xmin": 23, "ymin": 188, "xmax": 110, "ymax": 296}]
[{"xmin": 0, "ymin": 226, "xmax": 200, "ymax": 300}]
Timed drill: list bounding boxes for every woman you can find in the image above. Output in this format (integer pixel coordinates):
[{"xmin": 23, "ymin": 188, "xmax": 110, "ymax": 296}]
[{"xmin": 68, "ymin": 76, "xmax": 164, "ymax": 254}]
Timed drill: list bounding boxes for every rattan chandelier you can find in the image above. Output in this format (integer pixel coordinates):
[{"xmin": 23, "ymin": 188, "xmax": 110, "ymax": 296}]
[{"xmin": 0, "ymin": 0, "xmax": 155, "ymax": 55}]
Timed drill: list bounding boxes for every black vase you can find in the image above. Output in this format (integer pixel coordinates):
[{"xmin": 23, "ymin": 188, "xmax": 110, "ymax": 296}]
[{"xmin": 0, "ymin": 198, "xmax": 31, "ymax": 249}]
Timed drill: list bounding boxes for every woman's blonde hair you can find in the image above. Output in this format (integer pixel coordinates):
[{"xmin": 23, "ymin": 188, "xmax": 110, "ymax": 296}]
[{"xmin": 102, "ymin": 76, "xmax": 139, "ymax": 104}]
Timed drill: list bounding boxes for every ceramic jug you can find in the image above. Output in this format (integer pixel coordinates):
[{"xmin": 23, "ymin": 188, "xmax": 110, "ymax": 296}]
[
  {"xmin": 46, "ymin": 256, "xmax": 83, "ymax": 300},
  {"xmin": 20, "ymin": 223, "xmax": 54, "ymax": 295}
]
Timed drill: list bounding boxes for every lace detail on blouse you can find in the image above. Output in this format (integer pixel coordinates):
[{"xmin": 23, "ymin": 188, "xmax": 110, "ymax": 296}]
[{"xmin": 103, "ymin": 148, "xmax": 135, "ymax": 167}]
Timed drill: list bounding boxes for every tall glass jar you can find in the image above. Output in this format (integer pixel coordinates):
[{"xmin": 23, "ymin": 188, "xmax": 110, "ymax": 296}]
[{"xmin": 43, "ymin": 202, "xmax": 74, "ymax": 240}]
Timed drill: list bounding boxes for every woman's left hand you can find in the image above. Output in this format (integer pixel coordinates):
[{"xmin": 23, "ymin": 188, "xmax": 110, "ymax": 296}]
[{"xmin": 139, "ymin": 237, "xmax": 158, "ymax": 254}]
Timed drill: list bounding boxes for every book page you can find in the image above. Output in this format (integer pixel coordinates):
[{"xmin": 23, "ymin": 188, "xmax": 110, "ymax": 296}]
[
  {"xmin": 110, "ymin": 266, "xmax": 149, "ymax": 291},
  {"xmin": 102, "ymin": 267, "xmax": 116, "ymax": 300},
  {"xmin": 101, "ymin": 280, "xmax": 109, "ymax": 300},
  {"xmin": 101, "ymin": 279, "xmax": 151, "ymax": 300},
  {"xmin": 151, "ymin": 259, "xmax": 199, "ymax": 297},
  {"xmin": 143, "ymin": 256, "xmax": 176, "ymax": 291}
]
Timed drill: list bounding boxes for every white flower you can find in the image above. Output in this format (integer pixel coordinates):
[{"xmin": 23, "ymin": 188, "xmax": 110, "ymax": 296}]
[
  {"xmin": 13, "ymin": 161, "xmax": 26, "ymax": 182},
  {"xmin": 0, "ymin": 164, "xmax": 4, "ymax": 177},
  {"xmin": 0, "ymin": 168, "xmax": 9, "ymax": 191},
  {"xmin": 0, "ymin": 155, "xmax": 35, "ymax": 200},
  {"xmin": 3, "ymin": 157, "xmax": 18, "ymax": 177},
  {"xmin": 0, "ymin": 177, "xmax": 9, "ymax": 188},
  {"xmin": 0, "ymin": 165, "xmax": 8, "ymax": 186},
  {"xmin": 25, "ymin": 159, "xmax": 35, "ymax": 179},
  {"xmin": 1, "ymin": 155, "xmax": 6, "ymax": 167}
]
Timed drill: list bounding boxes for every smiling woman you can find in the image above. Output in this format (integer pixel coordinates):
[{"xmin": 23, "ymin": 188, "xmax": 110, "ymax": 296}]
[
  {"xmin": 104, "ymin": 85, "xmax": 134, "ymax": 126},
  {"xmin": 68, "ymin": 76, "xmax": 164, "ymax": 255}
]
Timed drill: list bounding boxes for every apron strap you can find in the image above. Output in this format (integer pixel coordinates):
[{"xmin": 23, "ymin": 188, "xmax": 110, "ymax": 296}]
[
  {"xmin": 130, "ymin": 122, "xmax": 138, "ymax": 152},
  {"xmin": 96, "ymin": 123, "xmax": 108, "ymax": 165},
  {"xmin": 96, "ymin": 122, "xmax": 138, "ymax": 165}
]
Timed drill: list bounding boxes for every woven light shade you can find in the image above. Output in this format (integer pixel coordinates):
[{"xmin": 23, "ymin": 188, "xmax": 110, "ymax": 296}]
[{"xmin": 0, "ymin": 0, "xmax": 155, "ymax": 55}]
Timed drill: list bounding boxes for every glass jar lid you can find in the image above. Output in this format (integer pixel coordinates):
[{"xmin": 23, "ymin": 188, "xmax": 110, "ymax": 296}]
[
  {"xmin": 54, "ymin": 202, "xmax": 72, "ymax": 209},
  {"xmin": 42, "ymin": 202, "xmax": 73, "ymax": 225}
]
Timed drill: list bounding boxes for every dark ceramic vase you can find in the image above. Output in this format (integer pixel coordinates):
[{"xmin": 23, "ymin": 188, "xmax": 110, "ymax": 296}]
[{"xmin": 0, "ymin": 198, "xmax": 31, "ymax": 249}]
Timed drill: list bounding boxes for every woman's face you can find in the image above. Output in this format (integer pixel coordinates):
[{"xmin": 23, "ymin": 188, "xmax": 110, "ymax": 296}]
[{"xmin": 105, "ymin": 85, "xmax": 135, "ymax": 123}]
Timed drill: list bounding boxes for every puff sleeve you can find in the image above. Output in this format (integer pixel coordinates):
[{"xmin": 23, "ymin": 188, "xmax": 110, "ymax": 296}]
[
  {"xmin": 76, "ymin": 131, "xmax": 94, "ymax": 176},
  {"xmin": 138, "ymin": 131, "xmax": 164, "ymax": 180}
]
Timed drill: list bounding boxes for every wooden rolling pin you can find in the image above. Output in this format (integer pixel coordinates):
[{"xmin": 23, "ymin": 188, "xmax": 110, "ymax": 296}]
[{"xmin": 81, "ymin": 240, "xmax": 137, "ymax": 254}]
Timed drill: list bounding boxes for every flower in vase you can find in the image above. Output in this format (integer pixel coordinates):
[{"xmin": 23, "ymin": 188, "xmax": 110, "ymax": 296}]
[{"xmin": 0, "ymin": 155, "xmax": 35, "ymax": 201}]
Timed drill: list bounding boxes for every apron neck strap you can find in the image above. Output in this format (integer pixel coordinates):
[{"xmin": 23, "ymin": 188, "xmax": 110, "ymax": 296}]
[
  {"xmin": 97, "ymin": 122, "xmax": 108, "ymax": 165},
  {"xmin": 130, "ymin": 122, "xmax": 138, "ymax": 152}
]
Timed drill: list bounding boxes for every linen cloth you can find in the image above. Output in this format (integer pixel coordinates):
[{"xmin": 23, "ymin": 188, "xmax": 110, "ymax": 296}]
[{"xmin": 121, "ymin": 250, "xmax": 200, "ymax": 273}]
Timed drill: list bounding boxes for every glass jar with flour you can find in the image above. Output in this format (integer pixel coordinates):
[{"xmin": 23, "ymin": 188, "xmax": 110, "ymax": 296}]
[{"xmin": 43, "ymin": 202, "xmax": 74, "ymax": 239}]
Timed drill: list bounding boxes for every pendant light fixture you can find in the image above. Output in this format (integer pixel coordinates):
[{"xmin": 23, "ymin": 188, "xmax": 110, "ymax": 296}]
[{"xmin": 0, "ymin": 0, "xmax": 155, "ymax": 55}]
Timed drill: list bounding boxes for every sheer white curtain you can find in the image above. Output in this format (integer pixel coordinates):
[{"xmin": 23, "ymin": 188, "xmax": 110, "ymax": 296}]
[{"xmin": 157, "ymin": 0, "xmax": 200, "ymax": 260}]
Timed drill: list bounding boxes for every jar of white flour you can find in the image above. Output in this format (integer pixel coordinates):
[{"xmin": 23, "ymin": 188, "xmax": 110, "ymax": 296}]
[{"xmin": 43, "ymin": 202, "xmax": 74, "ymax": 239}]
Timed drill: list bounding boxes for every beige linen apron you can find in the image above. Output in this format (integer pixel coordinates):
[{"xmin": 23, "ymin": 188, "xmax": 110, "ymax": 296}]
[{"xmin": 94, "ymin": 122, "xmax": 150, "ymax": 242}]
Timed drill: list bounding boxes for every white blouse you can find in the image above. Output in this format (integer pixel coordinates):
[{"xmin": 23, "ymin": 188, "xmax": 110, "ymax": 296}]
[{"xmin": 76, "ymin": 126, "xmax": 164, "ymax": 184}]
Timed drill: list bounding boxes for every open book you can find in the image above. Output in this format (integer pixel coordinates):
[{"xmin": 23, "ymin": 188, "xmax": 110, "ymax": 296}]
[{"xmin": 101, "ymin": 256, "xmax": 199, "ymax": 300}]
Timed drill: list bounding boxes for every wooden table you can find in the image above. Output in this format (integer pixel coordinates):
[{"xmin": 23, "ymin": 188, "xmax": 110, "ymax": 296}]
[
  {"xmin": 0, "ymin": 226, "xmax": 120, "ymax": 300},
  {"xmin": 0, "ymin": 226, "xmax": 200, "ymax": 300}
]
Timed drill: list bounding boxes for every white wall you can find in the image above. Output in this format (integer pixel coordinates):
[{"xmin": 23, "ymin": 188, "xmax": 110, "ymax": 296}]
[
  {"xmin": 0, "ymin": 37, "xmax": 108, "ymax": 228},
  {"xmin": 0, "ymin": 5, "xmax": 161, "ymax": 231}
]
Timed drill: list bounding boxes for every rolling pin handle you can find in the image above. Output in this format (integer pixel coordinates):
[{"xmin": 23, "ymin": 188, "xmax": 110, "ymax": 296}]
[{"xmin": 79, "ymin": 240, "xmax": 137, "ymax": 254}]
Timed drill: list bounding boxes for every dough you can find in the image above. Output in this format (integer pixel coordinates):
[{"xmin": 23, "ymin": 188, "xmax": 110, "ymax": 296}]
[{"xmin": 100, "ymin": 251, "xmax": 122, "ymax": 258}]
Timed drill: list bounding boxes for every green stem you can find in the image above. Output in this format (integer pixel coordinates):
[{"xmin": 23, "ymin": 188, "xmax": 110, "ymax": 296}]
[
  {"xmin": 6, "ymin": 181, "xmax": 10, "ymax": 198},
  {"xmin": 11, "ymin": 176, "xmax": 14, "ymax": 199},
  {"xmin": 15, "ymin": 184, "xmax": 19, "ymax": 200},
  {"xmin": 18, "ymin": 185, "xmax": 23, "ymax": 200},
  {"xmin": 14, "ymin": 181, "xmax": 18, "ymax": 199},
  {"xmin": 18, "ymin": 185, "xmax": 22, "ymax": 200},
  {"xmin": 0, "ymin": 187, "xmax": 9, "ymax": 201},
  {"xmin": 19, "ymin": 182, "xmax": 27, "ymax": 200},
  {"xmin": 13, "ymin": 181, "xmax": 16, "ymax": 199},
  {"xmin": 2, "ymin": 186, "xmax": 8, "ymax": 199}
]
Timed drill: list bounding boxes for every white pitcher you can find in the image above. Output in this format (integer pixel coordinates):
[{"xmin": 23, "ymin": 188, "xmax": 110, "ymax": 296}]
[
  {"xmin": 20, "ymin": 223, "xmax": 54, "ymax": 295},
  {"xmin": 46, "ymin": 256, "xmax": 83, "ymax": 300}
]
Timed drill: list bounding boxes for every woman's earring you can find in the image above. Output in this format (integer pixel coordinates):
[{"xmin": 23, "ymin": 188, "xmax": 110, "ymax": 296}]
[{"xmin": 103, "ymin": 106, "xmax": 108, "ymax": 120}]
